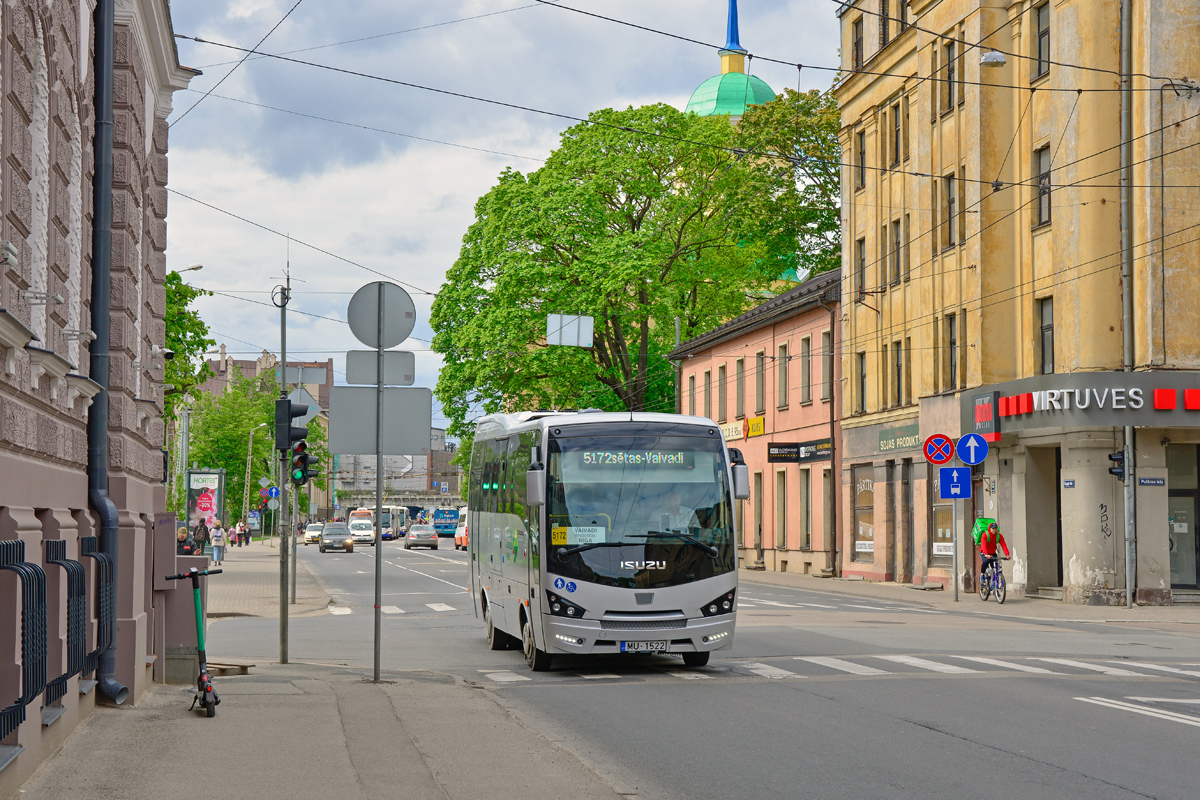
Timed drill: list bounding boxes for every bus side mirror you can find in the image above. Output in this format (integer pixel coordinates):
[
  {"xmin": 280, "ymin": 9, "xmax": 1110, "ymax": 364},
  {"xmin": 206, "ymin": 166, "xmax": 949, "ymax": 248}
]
[
  {"xmin": 732, "ymin": 464, "xmax": 750, "ymax": 500},
  {"xmin": 526, "ymin": 466, "xmax": 545, "ymax": 506}
]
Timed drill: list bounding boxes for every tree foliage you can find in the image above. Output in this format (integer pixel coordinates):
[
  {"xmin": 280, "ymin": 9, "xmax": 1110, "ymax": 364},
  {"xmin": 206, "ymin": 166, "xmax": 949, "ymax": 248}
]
[{"xmin": 164, "ymin": 270, "xmax": 215, "ymax": 421}]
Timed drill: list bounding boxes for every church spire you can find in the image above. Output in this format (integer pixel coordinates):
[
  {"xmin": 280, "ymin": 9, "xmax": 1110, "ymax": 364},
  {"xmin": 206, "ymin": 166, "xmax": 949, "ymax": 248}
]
[
  {"xmin": 724, "ymin": 0, "xmax": 744, "ymax": 52},
  {"xmin": 719, "ymin": 0, "xmax": 747, "ymax": 74}
]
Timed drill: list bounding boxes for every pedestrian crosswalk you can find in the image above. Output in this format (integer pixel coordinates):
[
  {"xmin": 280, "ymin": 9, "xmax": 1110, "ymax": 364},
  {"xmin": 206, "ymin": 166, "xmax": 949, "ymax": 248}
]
[
  {"xmin": 738, "ymin": 595, "xmax": 940, "ymax": 614},
  {"xmin": 469, "ymin": 653, "xmax": 1200, "ymax": 686},
  {"xmin": 326, "ymin": 602, "xmax": 456, "ymax": 616}
]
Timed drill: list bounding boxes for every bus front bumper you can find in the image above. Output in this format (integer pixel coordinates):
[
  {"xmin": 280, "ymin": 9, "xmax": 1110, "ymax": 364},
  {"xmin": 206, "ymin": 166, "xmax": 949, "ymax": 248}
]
[{"xmin": 542, "ymin": 614, "xmax": 735, "ymax": 656}]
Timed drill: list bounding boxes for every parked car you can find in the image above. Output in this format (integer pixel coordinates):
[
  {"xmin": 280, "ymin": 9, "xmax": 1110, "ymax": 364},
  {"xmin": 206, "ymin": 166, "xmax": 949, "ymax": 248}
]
[
  {"xmin": 319, "ymin": 523, "xmax": 354, "ymax": 553},
  {"xmin": 454, "ymin": 521, "xmax": 468, "ymax": 551},
  {"xmin": 404, "ymin": 524, "xmax": 438, "ymax": 550},
  {"xmin": 349, "ymin": 520, "xmax": 376, "ymax": 546},
  {"xmin": 303, "ymin": 523, "xmax": 323, "ymax": 545}
]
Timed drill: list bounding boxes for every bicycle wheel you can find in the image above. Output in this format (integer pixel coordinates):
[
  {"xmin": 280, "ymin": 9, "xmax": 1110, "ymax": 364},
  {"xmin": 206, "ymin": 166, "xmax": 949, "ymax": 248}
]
[
  {"xmin": 978, "ymin": 567, "xmax": 991, "ymax": 600},
  {"xmin": 994, "ymin": 568, "xmax": 1007, "ymax": 604}
]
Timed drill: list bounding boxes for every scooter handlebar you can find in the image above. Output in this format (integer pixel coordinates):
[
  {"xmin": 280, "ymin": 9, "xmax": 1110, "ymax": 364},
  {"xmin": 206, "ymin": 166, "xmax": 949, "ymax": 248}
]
[{"xmin": 164, "ymin": 568, "xmax": 224, "ymax": 580}]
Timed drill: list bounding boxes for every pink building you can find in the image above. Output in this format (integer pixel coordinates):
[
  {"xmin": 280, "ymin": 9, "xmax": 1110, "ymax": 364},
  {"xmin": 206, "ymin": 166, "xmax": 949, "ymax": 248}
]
[{"xmin": 670, "ymin": 270, "xmax": 842, "ymax": 574}]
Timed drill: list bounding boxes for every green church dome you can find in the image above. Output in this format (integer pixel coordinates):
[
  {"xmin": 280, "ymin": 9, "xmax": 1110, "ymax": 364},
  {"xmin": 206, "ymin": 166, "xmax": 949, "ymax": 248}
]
[{"xmin": 685, "ymin": 72, "xmax": 776, "ymax": 118}]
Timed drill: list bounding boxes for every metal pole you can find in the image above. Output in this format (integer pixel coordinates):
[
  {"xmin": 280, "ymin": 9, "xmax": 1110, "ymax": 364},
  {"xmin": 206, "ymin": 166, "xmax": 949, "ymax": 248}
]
[
  {"xmin": 180, "ymin": 403, "xmax": 190, "ymax": 515},
  {"xmin": 1120, "ymin": 0, "xmax": 1136, "ymax": 609},
  {"xmin": 279, "ymin": 275, "xmax": 289, "ymax": 664},
  {"xmin": 374, "ymin": 284, "xmax": 384, "ymax": 683},
  {"xmin": 953, "ymin": 499, "xmax": 959, "ymax": 602},
  {"xmin": 242, "ymin": 427, "xmax": 255, "ymax": 525},
  {"xmin": 291, "ymin": 487, "xmax": 298, "ymax": 604}
]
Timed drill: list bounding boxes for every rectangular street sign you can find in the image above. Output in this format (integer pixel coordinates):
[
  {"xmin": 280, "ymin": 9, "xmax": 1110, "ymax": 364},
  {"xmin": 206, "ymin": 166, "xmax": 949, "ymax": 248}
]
[
  {"xmin": 328, "ymin": 386, "xmax": 432, "ymax": 455},
  {"xmin": 938, "ymin": 467, "xmax": 971, "ymax": 500},
  {"xmin": 345, "ymin": 350, "xmax": 416, "ymax": 386},
  {"xmin": 276, "ymin": 365, "xmax": 328, "ymax": 385},
  {"xmin": 546, "ymin": 314, "xmax": 594, "ymax": 347}
]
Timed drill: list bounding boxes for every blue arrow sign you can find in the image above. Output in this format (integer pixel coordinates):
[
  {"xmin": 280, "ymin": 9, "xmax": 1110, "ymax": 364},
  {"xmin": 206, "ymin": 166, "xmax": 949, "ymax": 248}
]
[
  {"xmin": 957, "ymin": 433, "xmax": 989, "ymax": 466},
  {"xmin": 267, "ymin": 486, "xmax": 280, "ymax": 499},
  {"xmin": 939, "ymin": 468, "xmax": 972, "ymax": 500}
]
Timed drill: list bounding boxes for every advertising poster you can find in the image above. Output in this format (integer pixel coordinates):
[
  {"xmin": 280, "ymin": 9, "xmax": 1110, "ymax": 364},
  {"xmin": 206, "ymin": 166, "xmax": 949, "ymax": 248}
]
[{"xmin": 186, "ymin": 469, "xmax": 226, "ymax": 535}]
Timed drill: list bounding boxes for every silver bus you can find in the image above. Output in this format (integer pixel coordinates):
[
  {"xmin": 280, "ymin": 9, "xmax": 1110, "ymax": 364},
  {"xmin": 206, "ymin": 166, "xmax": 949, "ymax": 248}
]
[{"xmin": 468, "ymin": 411, "xmax": 750, "ymax": 671}]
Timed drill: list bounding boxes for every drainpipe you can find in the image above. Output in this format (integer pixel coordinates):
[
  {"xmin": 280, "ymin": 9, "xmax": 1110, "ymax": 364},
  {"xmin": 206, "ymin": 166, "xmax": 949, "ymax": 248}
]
[
  {"xmin": 88, "ymin": 0, "xmax": 129, "ymax": 704},
  {"xmin": 1119, "ymin": 0, "xmax": 1136, "ymax": 609},
  {"xmin": 818, "ymin": 292, "xmax": 839, "ymax": 577}
]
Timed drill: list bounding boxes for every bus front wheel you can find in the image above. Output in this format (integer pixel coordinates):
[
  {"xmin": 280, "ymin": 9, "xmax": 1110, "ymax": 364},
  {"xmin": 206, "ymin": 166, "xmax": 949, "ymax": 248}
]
[
  {"xmin": 682, "ymin": 651, "xmax": 710, "ymax": 667},
  {"xmin": 485, "ymin": 606, "xmax": 508, "ymax": 651},
  {"xmin": 523, "ymin": 620, "xmax": 553, "ymax": 672}
]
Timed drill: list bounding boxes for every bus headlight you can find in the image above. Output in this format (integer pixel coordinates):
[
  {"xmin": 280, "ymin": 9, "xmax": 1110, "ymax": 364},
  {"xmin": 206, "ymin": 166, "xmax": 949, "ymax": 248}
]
[
  {"xmin": 546, "ymin": 591, "xmax": 586, "ymax": 619},
  {"xmin": 700, "ymin": 589, "xmax": 736, "ymax": 617}
]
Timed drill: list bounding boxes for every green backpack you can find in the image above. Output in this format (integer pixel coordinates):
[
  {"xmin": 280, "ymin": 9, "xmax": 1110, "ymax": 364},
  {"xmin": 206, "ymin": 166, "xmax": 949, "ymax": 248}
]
[{"xmin": 972, "ymin": 517, "xmax": 998, "ymax": 547}]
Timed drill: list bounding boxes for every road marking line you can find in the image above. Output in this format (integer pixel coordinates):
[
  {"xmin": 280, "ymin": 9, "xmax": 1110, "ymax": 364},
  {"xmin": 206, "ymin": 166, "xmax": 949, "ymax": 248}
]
[
  {"xmin": 796, "ymin": 602, "xmax": 839, "ymax": 609},
  {"xmin": 1076, "ymin": 697, "xmax": 1200, "ymax": 728},
  {"xmin": 385, "ymin": 559, "xmax": 468, "ymax": 591},
  {"xmin": 1127, "ymin": 697, "xmax": 1200, "ymax": 704},
  {"xmin": 478, "ymin": 670, "xmax": 530, "ymax": 682},
  {"xmin": 356, "ymin": 570, "xmax": 368, "ymax": 574},
  {"xmin": 795, "ymin": 656, "xmax": 890, "ymax": 675},
  {"xmin": 396, "ymin": 549, "xmax": 464, "ymax": 565},
  {"xmin": 845, "ymin": 604, "xmax": 892, "ymax": 611},
  {"xmin": 329, "ymin": 607, "xmax": 352, "ymax": 616},
  {"xmin": 1035, "ymin": 658, "xmax": 1145, "ymax": 676},
  {"xmin": 950, "ymin": 656, "xmax": 1063, "ymax": 674},
  {"xmin": 381, "ymin": 606, "xmax": 404, "ymax": 614},
  {"xmin": 751, "ymin": 599, "xmax": 802, "ymax": 608},
  {"xmin": 877, "ymin": 655, "xmax": 978, "ymax": 674},
  {"xmin": 425, "ymin": 603, "xmax": 456, "ymax": 612},
  {"xmin": 661, "ymin": 670, "xmax": 714, "ymax": 680},
  {"xmin": 579, "ymin": 673, "xmax": 622, "ymax": 680},
  {"xmin": 1113, "ymin": 662, "xmax": 1200, "ymax": 679},
  {"xmin": 743, "ymin": 662, "xmax": 802, "ymax": 679}
]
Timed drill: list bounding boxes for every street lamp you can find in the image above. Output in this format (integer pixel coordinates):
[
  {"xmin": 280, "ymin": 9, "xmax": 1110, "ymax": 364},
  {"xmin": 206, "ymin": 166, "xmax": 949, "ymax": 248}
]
[
  {"xmin": 980, "ymin": 49, "xmax": 1006, "ymax": 67},
  {"xmin": 242, "ymin": 422, "xmax": 269, "ymax": 524},
  {"xmin": 182, "ymin": 263, "xmax": 203, "ymax": 273}
]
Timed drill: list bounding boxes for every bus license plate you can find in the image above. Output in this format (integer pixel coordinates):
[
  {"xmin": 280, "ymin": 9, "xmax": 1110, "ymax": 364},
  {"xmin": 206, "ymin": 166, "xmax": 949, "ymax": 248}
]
[{"xmin": 621, "ymin": 641, "xmax": 668, "ymax": 653}]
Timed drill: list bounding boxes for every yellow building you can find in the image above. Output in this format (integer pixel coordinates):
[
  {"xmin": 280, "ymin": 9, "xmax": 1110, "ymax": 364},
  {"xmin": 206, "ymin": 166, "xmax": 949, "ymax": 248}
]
[{"xmin": 833, "ymin": 0, "xmax": 1200, "ymax": 603}]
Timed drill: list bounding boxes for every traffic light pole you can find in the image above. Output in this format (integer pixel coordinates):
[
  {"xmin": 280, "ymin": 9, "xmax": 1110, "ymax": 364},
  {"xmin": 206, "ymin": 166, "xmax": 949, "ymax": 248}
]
[
  {"xmin": 373, "ymin": 285, "xmax": 384, "ymax": 683},
  {"xmin": 277, "ymin": 276, "xmax": 290, "ymax": 664},
  {"xmin": 291, "ymin": 488, "xmax": 298, "ymax": 604}
]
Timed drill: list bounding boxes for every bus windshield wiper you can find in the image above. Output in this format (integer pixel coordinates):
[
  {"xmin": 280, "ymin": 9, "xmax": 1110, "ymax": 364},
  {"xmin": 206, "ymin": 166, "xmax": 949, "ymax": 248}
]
[
  {"xmin": 558, "ymin": 541, "xmax": 640, "ymax": 556},
  {"xmin": 631, "ymin": 531, "xmax": 719, "ymax": 558}
]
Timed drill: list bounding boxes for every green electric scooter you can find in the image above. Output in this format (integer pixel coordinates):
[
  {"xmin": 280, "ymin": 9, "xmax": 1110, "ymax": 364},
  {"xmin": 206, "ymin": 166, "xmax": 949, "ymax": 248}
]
[{"xmin": 165, "ymin": 566, "xmax": 223, "ymax": 717}]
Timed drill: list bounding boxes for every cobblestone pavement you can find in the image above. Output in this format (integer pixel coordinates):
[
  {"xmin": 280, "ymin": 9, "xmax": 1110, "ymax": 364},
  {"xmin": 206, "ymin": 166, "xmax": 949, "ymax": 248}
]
[{"xmin": 207, "ymin": 537, "xmax": 331, "ymax": 618}]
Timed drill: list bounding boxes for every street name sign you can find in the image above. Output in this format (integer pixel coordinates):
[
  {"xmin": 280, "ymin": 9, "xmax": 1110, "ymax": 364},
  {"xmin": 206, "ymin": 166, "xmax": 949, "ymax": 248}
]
[
  {"xmin": 346, "ymin": 350, "xmax": 415, "ymax": 386},
  {"xmin": 328, "ymin": 386, "xmax": 432, "ymax": 455}
]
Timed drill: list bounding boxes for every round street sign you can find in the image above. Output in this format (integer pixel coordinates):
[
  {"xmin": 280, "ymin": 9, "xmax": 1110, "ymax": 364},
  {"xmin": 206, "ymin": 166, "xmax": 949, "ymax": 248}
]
[
  {"xmin": 259, "ymin": 488, "xmax": 269, "ymax": 498},
  {"xmin": 267, "ymin": 498, "xmax": 280, "ymax": 511},
  {"xmin": 924, "ymin": 434, "xmax": 955, "ymax": 465},
  {"xmin": 347, "ymin": 281, "xmax": 415, "ymax": 349},
  {"xmin": 957, "ymin": 433, "xmax": 990, "ymax": 466},
  {"xmin": 267, "ymin": 486, "xmax": 280, "ymax": 499}
]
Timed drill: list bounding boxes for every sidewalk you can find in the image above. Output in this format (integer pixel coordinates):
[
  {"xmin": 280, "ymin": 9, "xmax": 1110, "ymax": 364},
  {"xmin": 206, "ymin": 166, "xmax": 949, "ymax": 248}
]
[
  {"xmin": 739, "ymin": 567, "xmax": 1200, "ymax": 624},
  {"xmin": 15, "ymin": 662, "xmax": 629, "ymax": 800},
  {"xmin": 207, "ymin": 538, "xmax": 331, "ymax": 619}
]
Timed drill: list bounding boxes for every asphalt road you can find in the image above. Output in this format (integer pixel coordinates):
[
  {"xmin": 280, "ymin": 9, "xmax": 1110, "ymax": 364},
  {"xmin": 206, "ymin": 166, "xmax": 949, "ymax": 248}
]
[{"xmin": 208, "ymin": 539, "xmax": 1200, "ymax": 800}]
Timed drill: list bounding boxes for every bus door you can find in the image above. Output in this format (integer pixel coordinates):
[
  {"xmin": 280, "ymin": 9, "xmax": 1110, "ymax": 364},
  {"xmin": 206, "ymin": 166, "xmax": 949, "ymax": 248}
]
[
  {"xmin": 481, "ymin": 439, "xmax": 506, "ymax": 625},
  {"xmin": 519, "ymin": 431, "xmax": 542, "ymax": 616},
  {"xmin": 500, "ymin": 434, "xmax": 524, "ymax": 635},
  {"xmin": 467, "ymin": 443, "xmax": 484, "ymax": 617}
]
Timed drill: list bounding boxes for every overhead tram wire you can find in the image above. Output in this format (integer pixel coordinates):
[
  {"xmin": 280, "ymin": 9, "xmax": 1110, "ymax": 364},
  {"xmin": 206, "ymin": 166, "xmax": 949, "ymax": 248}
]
[
  {"xmin": 182, "ymin": 89, "xmax": 545, "ymax": 163},
  {"xmin": 194, "ymin": 4, "xmax": 541, "ymax": 69},
  {"xmin": 171, "ymin": 0, "xmax": 308, "ymax": 127},
  {"xmin": 530, "ymin": 0, "xmax": 1191, "ymax": 90}
]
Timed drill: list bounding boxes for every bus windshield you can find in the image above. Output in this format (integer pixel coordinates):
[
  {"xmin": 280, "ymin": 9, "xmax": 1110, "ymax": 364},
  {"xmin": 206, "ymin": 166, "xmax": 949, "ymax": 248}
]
[{"xmin": 547, "ymin": 433, "xmax": 735, "ymax": 589}]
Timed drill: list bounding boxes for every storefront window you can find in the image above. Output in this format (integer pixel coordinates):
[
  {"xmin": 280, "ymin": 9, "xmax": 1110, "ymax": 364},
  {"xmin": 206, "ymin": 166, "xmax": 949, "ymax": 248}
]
[
  {"xmin": 1168, "ymin": 444, "xmax": 1199, "ymax": 588},
  {"xmin": 853, "ymin": 465, "xmax": 874, "ymax": 560},
  {"xmin": 931, "ymin": 470, "xmax": 954, "ymax": 564}
]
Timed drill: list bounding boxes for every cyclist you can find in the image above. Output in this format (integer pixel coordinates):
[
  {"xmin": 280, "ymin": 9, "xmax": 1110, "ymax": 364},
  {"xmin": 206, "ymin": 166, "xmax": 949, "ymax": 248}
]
[{"xmin": 975, "ymin": 520, "xmax": 1010, "ymax": 588}]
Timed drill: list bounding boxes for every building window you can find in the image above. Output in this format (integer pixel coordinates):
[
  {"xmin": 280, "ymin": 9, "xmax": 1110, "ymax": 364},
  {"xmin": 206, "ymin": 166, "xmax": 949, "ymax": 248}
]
[
  {"xmin": 856, "ymin": 237, "xmax": 867, "ymax": 292},
  {"xmin": 800, "ymin": 336, "xmax": 812, "ymax": 404},
  {"xmin": 946, "ymin": 313, "xmax": 959, "ymax": 390},
  {"xmin": 852, "ymin": 17, "xmax": 864, "ymax": 70},
  {"xmin": 775, "ymin": 470, "xmax": 788, "ymax": 549},
  {"xmin": 943, "ymin": 42, "xmax": 956, "ymax": 111},
  {"xmin": 755, "ymin": 351, "xmax": 765, "ymax": 415},
  {"xmin": 902, "ymin": 214, "xmax": 911, "ymax": 280},
  {"xmin": 930, "ymin": 480, "xmax": 954, "ymax": 564},
  {"xmin": 893, "ymin": 341, "xmax": 903, "ymax": 407},
  {"xmin": 899, "ymin": 0, "xmax": 908, "ymax": 29},
  {"xmin": 933, "ymin": 316, "xmax": 941, "ymax": 394},
  {"xmin": 855, "ymin": 130, "xmax": 866, "ymax": 188},
  {"xmin": 856, "ymin": 351, "xmax": 867, "ymax": 413},
  {"xmin": 703, "ymin": 369, "xmax": 712, "ymax": 419},
  {"xmin": 943, "ymin": 173, "xmax": 957, "ymax": 248},
  {"xmin": 736, "ymin": 358, "xmax": 745, "ymax": 418},
  {"xmin": 821, "ymin": 330, "xmax": 833, "ymax": 401},
  {"xmin": 1039, "ymin": 297, "xmax": 1054, "ymax": 374},
  {"xmin": 904, "ymin": 337, "xmax": 912, "ymax": 403},
  {"xmin": 891, "ymin": 103, "xmax": 901, "ymax": 166},
  {"xmin": 880, "ymin": 0, "xmax": 890, "ymax": 46},
  {"xmin": 902, "ymin": 95, "xmax": 910, "ymax": 160},
  {"xmin": 1035, "ymin": 145, "xmax": 1052, "ymax": 226},
  {"xmin": 717, "ymin": 364, "xmax": 727, "ymax": 422},
  {"xmin": 890, "ymin": 219, "xmax": 902, "ymax": 284},
  {"xmin": 777, "ymin": 344, "xmax": 789, "ymax": 408},
  {"xmin": 798, "ymin": 467, "xmax": 811, "ymax": 550},
  {"xmin": 958, "ymin": 168, "xmax": 967, "ymax": 243},
  {"xmin": 688, "ymin": 374, "xmax": 696, "ymax": 415},
  {"xmin": 853, "ymin": 465, "xmax": 875, "ymax": 560},
  {"xmin": 1034, "ymin": 3, "xmax": 1050, "ymax": 79}
]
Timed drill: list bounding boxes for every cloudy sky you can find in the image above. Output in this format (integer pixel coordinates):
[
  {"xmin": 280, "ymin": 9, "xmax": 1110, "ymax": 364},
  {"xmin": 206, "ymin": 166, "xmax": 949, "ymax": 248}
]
[{"xmin": 166, "ymin": 0, "xmax": 842, "ymax": 429}]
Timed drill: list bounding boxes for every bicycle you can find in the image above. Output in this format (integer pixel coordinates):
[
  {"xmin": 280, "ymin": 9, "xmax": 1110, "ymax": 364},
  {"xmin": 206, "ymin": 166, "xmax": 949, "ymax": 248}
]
[
  {"xmin": 978, "ymin": 556, "xmax": 1009, "ymax": 604},
  {"xmin": 165, "ymin": 566, "xmax": 223, "ymax": 717}
]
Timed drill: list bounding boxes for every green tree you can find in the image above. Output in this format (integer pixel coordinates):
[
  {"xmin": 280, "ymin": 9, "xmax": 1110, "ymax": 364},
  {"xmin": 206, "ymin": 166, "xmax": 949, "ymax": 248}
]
[
  {"xmin": 733, "ymin": 88, "xmax": 843, "ymax": 279},
  {"xmin": 164, "ymin": 270, "xmax": 215, "ymax": 420},
  {"xmin": 432, "ymin": 103, "xmax": 784, "ymax": 440}
]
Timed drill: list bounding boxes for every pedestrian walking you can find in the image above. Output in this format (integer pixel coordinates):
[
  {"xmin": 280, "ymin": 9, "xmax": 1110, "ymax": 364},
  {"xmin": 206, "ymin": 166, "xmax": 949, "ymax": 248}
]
[
  {"xmin": 194, "ymin": 520, "xmax": 209, "ymax": 557},
  {"xmin": 176, "ymin": 529, "xmax": 196, "ymax": 556},
  {"xmin": 210, "ymin": 521, "xmax": 227, "ymax": 565}
]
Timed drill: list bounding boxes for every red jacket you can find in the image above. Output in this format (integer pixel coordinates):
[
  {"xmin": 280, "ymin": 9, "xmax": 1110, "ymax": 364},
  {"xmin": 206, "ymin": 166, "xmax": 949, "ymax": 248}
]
[{"xmin": 979, "ymin": 528, "xmax": 1010, "ymax": 558}]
